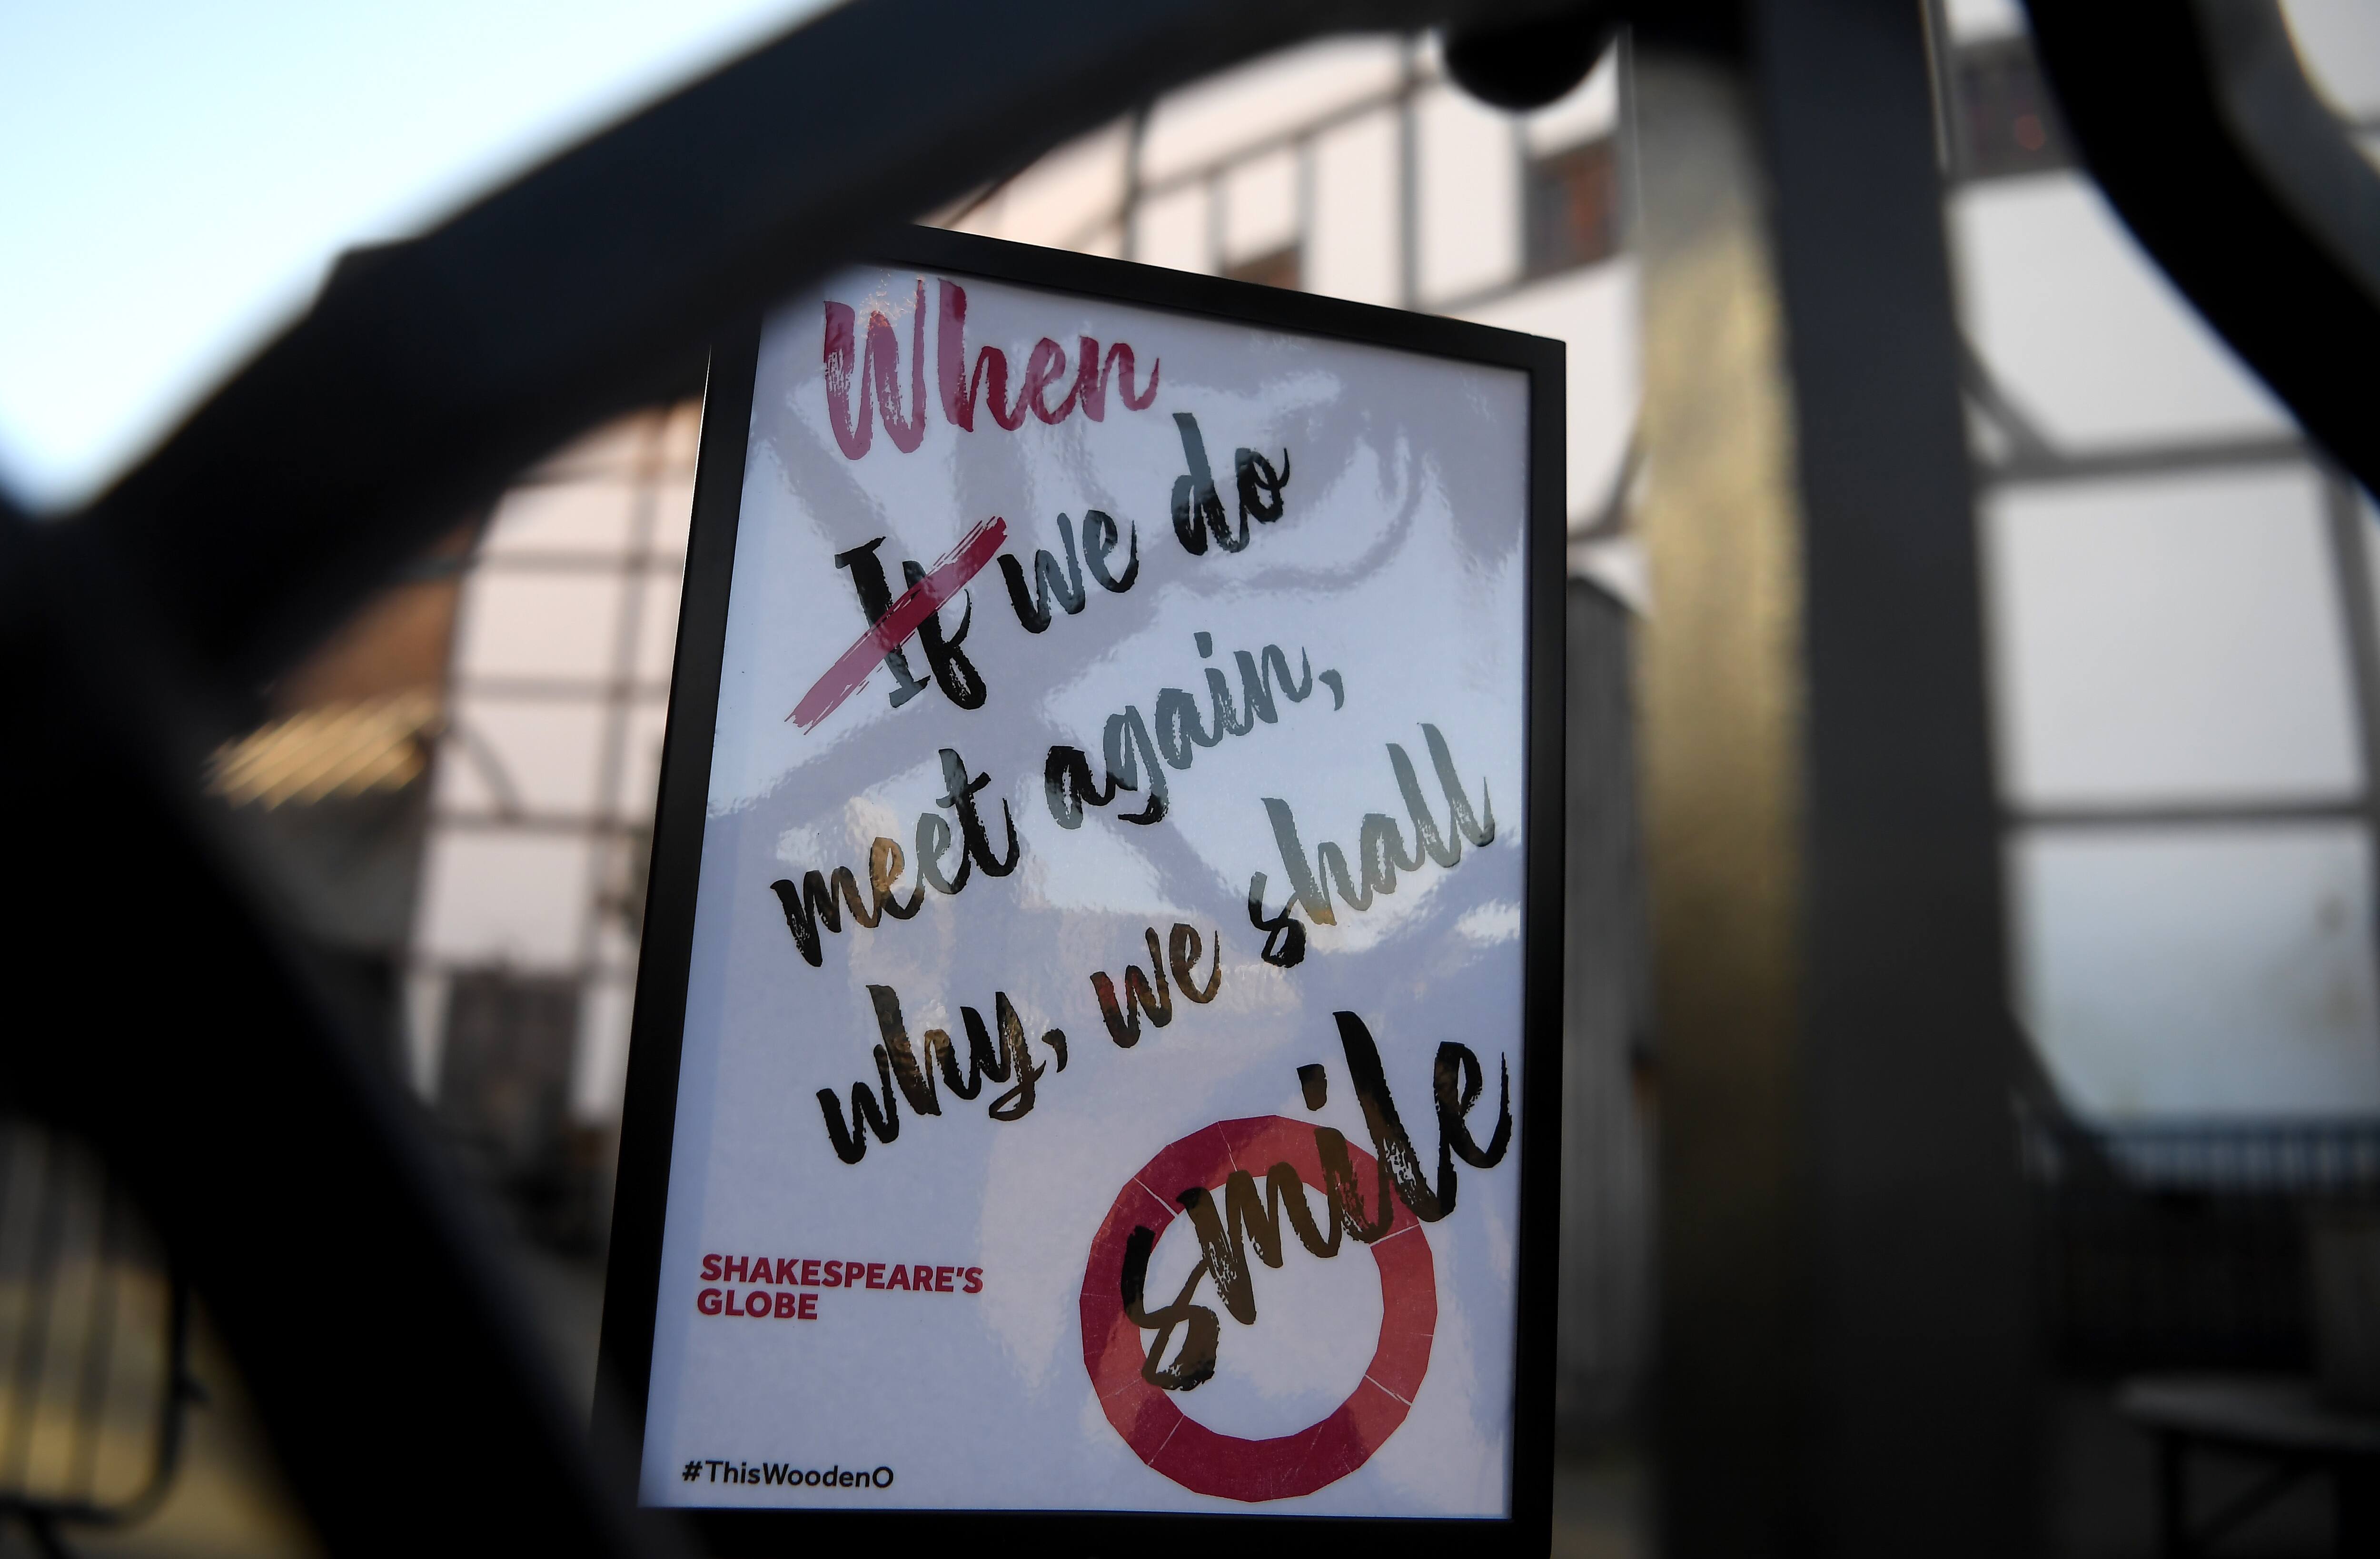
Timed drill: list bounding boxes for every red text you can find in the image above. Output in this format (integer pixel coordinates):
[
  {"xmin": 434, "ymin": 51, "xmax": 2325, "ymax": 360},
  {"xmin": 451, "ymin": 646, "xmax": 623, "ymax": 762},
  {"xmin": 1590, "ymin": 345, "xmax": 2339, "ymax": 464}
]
[{"xmin": 824, "ymin": 279, "xmax": 1158, "ymax": 459}]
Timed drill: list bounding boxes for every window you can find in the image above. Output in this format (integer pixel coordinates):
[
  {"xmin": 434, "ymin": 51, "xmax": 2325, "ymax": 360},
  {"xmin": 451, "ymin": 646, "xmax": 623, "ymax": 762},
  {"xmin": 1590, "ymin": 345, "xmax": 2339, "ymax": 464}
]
[
  {"xmin": 1224, "ymin": 244, "xmax": 1301, "ymax": 290},
  {"xmin": 437, "ymin": 969, "xmax": 579, "ymax": 1189},
  {"xmin": 1952, "ymin": 35, "xmax": 2071, "ymax": 180},
  {"xmin": 1523, "ymin": 138, "xmax": 1618, "ymax": 279},
  {"xmin": 436, "ymin": 967, "xmax": 612, "ymax": 1245},
  {"xmin": 1935, "ymin": 2, "xmax": 2380, "ymax": 1146}
]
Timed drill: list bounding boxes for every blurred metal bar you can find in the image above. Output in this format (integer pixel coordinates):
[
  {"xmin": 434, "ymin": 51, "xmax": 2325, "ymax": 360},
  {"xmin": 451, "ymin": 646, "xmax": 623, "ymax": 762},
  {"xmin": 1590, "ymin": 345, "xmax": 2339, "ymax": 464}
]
[
  {"xmin": 1, "ymin": 621, "xmax": 660, "ymax": 1555},
  {"xmin": 1559, "ymin": 580, "xmax": 1654, "ymax": 1434},
  {"xmin": 1631, "ymin": 43, "xmax": 1807, "ymax": 1555},
  {"xmin": 1634, "ymin": 1, "xmax": 2045, "ymax": 1552},
  {"xmin": 2025, "ymin": 0, "xmax": 2380, "ymax": 500},
  {"xmin": 1756, "ymin": 0, "xmax": 2034, "ymax": 1552}
]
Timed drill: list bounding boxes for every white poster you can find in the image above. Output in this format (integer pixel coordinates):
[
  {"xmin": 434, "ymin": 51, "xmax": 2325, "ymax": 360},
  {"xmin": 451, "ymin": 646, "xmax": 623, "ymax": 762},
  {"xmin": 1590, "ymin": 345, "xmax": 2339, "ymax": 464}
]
[{"xmin": 638, "ymin": 259, "xmax": 1539, "ymax": 1517}]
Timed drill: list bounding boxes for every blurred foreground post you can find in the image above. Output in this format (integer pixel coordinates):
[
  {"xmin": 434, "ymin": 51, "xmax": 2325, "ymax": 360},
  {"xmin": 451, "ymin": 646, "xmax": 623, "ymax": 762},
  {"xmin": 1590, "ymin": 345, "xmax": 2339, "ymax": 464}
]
[
  {"xmin": 1634, "ymin": 39, "xmax": 1807, "ymax": 1555},
  {"xmin": 1638, "ymin": 1, "xmax": 2035, "ymax": 1550}
]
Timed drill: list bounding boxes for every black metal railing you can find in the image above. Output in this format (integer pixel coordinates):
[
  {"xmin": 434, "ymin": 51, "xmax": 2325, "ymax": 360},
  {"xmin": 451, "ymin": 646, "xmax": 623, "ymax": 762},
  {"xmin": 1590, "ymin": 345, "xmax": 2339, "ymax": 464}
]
[
  {"xmin": 2021, "ymin": 1110, "xmax": 2380, "ymax": 1373},
  {"xmin": 0, "ymin": 1117, "xmax": 195, "ymax": 1554}
]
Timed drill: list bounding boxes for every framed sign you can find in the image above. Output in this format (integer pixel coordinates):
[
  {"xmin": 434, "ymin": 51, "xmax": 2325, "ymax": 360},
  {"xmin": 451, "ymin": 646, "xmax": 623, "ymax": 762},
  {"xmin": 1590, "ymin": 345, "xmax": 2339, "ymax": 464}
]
[{"xmin": 599, "ymin": 226, "xmax": 1564, "ymax": 1555}]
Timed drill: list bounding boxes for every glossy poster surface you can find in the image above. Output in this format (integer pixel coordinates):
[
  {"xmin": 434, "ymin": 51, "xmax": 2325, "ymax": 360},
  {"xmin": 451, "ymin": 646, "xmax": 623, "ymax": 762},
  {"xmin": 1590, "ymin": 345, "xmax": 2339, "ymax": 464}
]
[{"xmin": 641, "ymin": 265, "xmax": 1533, "ymax": 1517}]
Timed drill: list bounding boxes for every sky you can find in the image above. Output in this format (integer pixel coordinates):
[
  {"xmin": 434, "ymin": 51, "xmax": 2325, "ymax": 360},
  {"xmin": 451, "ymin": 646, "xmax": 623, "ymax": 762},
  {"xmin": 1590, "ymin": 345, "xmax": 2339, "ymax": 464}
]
[{"xmin": 0, "ymin": 0, "xmax": 828, "ymax": 514}]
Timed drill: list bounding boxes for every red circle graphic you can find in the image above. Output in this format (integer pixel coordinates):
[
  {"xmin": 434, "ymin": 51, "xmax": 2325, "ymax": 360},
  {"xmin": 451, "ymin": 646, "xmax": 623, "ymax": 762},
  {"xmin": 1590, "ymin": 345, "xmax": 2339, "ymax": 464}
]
[{"xmin": 1078, "ymin": 1115, "xmax": 1436, "ymax": 1502}]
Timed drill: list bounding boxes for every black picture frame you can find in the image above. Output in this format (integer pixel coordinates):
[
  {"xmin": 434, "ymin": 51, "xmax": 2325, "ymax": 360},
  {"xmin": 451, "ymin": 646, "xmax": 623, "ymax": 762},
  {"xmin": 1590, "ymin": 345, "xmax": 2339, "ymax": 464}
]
[{"xmin": 597, "ymin": 224, "xmax": 1567, "ymax": 1559}]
